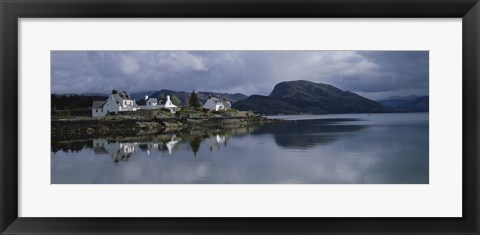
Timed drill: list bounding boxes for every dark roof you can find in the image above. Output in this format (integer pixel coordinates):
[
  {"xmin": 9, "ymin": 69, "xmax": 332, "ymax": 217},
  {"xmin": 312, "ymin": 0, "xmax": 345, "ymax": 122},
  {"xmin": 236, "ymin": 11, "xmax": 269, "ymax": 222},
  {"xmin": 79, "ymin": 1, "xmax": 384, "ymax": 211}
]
[
  {"xmin": 137, "ymin": 97, "xmax": 159, "ymax": 106},
  {"xmin": 148, "ymin": 98, "xmax": 158, "ymax": 103},
  {"xmin": 119, "ymin": 91, "xmax": 131, "ymax": 99},
  {"xmin": 92, "ymin": 101, "xmax": 106, "ymax": 109}
]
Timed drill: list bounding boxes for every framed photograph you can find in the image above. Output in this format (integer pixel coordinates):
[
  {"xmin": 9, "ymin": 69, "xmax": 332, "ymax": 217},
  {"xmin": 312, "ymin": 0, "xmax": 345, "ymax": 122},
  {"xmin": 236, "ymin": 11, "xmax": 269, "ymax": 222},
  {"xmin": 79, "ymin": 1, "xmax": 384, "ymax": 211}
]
[{"xmin": 1, "ymin": 0, "xmax": 479, "ymax": 234}]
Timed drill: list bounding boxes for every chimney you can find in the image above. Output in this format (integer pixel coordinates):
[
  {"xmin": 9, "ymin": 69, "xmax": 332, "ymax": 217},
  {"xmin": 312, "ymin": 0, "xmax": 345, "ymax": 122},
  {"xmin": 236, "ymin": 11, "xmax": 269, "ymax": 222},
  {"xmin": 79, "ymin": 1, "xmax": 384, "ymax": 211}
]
[{"xmin": 145, "ymin": 95, "xmax": 149, "ymax": 100}]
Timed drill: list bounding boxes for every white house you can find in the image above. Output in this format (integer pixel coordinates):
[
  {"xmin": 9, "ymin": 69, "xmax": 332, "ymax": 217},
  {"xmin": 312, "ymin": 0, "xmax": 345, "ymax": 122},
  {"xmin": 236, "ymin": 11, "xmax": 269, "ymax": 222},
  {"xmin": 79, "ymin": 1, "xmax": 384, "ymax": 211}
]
[
  {"xmin": 137, "ymin": 95, "xmax": 161, "ymax": 110},
  {"xmin": 203, "ymin": 96, "xmax": 232, "ymax": 111},
  {"xmin": 163, "ymin": 95, "xmax": 180, "ymax": 113},
  {"xmin": 92, "ymin": 90, "xmax": 138, "ymax": 117}
]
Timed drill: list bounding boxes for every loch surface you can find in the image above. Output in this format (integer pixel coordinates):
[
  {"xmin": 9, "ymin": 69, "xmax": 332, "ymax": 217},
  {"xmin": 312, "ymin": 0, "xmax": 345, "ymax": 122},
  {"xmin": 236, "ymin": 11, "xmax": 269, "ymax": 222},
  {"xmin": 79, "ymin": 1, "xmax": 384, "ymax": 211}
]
[{"xmin": 51, "ymin": 113, "xmax": 429, "ymax": 184}]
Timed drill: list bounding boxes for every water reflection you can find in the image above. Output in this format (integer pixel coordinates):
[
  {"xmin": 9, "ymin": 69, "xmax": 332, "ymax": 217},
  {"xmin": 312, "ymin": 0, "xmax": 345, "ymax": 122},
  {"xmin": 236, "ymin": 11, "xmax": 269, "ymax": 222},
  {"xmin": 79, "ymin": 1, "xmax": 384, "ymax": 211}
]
[
  {"xmin": 53, "ymin": 127, "xmax": 255, "ymax": 162},
  {"xmin": 91, "ymin": 135, "xmax": 182, "ymax": 162},
  {"xmin": 52, "ymin": 119, "xmax": 367, "ymax": 159},
  {"xmin": 51, "ymin": 113, "xmax": 429, "ymax": 184},
  {"xmin": 253, "ymin": 119, "xmax": 367, "ymax": 149}
]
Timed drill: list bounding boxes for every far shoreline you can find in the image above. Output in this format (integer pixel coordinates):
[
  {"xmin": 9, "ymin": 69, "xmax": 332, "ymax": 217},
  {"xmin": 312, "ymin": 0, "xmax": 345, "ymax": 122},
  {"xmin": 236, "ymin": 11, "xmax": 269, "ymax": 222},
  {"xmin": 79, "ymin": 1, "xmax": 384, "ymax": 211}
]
[{"xmin": 264, "ymin": 111, "xmax": 429, "ymax": 117}]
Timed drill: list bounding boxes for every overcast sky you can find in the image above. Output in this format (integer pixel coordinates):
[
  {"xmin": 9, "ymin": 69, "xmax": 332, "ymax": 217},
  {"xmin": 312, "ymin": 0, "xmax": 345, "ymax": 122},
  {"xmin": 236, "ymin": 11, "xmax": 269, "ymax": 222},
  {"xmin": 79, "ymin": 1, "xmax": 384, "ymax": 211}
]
[{"xmin": 51, "ymin": 51, "xmax": 428, "ymax": 100}]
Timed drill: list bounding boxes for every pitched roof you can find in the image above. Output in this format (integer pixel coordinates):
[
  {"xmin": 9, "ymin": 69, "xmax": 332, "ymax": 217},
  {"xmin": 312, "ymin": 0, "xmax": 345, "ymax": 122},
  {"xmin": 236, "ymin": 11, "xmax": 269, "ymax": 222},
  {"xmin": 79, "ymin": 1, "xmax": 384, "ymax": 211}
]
[
  {"xmin": 92, "ymin": 101, "xmax": 106, "ymax": 109},
  {"xmin": 148, "ymin": 98, "xmax": 158, "ymax": 103},
  {"xmin": 208, "ymin": 97, "xmax": 230, "ymax": 105},
  {"xmin": 118, "ymin": 91, "xmax": 131, "ymax": 99},
  {"xmin": 111, "ymin": 92, "xmax": 133, "ymax": 103},
  {"xmin": 136, "ymin": 97, "xmax": 158, "ymax": 106}
]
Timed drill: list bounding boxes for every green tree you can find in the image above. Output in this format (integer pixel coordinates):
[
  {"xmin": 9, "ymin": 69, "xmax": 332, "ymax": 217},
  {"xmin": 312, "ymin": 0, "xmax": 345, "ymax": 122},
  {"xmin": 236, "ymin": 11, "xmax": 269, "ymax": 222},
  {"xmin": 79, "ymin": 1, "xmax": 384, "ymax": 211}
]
[
  {"xmin": 171, "ymin": 95, "xmax": 181, "ymax": 106},
  {"xmin": 188, "ymin": 90, "xmax": 202, "ymax": 108}
]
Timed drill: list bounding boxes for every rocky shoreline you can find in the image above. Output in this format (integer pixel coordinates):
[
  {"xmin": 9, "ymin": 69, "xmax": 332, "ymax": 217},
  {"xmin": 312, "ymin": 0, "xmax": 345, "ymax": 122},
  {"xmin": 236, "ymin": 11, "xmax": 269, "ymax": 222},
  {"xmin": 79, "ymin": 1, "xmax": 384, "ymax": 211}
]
[{"xmin": 51, "ymin": 109, "xmax": 282, "ymax": 140}]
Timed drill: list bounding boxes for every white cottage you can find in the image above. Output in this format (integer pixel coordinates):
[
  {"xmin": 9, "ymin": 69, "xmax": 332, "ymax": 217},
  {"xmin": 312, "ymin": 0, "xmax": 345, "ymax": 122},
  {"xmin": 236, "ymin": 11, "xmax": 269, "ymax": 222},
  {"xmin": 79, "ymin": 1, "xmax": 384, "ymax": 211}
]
[
  {"xmin": 203, "ymin": 96, "xmax": 232, "ymax": 111},
  {"xmin": 163, "ymin": 95, "xmax": 180, "ymax": 113},
  {"xmin": 137, "ymin": 95, "xmax": 161, "ymax": 110},
  {"xmin": 92, "ymin": 90, "xmax": 138, "ymax": 117}
]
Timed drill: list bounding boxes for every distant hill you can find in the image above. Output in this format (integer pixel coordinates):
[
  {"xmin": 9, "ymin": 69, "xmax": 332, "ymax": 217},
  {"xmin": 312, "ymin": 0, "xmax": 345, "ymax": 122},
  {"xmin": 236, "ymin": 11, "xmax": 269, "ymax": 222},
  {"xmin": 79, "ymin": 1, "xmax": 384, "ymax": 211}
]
[
  {"xmin": 232, "ymin": 95, "xmax": 302, "ymax": 115},
  {"xmin": 233, "ymin": 80, "xmax": 392, "ymax": 115},
  {"xmin": 148, "ymin": 90, "xmax": 247, "ymax": 106},
  {"xmin": 378, "ymin": 96, "xmax": 429, "ymax": 112},
  {"xmin": 381, "ymin": 95, "xmax": 420, "ymax": 101},
  {"xmin": 130, "ymin": 91, "xmax": 157, "ymax": 100}
]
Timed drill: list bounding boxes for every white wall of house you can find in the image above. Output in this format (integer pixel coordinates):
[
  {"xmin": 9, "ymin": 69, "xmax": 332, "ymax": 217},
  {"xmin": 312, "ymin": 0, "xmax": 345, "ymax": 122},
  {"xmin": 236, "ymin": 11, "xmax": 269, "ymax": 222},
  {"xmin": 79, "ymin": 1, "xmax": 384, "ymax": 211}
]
[
  {"xmin": 164, "ymin": 95, "xmax": 179, "ymax": 113},
  {"xmin": 139, "ymin": 97, "xmax": 161, "ymax": 110},
  {"xmin": 92, "ymin": 107, "xmax": 107, "ymax": 117},
  {"xmin": 92, "ymin": 93, "xmax": 138, "ymax": 117},
  {"xmin": 164, "ymin": 95, "xmax": 176, "ymax": 108}
]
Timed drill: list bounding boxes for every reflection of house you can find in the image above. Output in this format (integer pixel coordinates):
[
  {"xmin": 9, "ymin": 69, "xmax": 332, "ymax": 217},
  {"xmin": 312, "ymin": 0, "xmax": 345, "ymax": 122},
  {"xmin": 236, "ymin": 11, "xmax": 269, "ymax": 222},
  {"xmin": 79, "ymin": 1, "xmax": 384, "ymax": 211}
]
[
  {"xmin": 203, "ymin": 95, "xmax": 231, "ymax": 111},
  {"xmin": 209, "ymin": 134, "xmax": 228, "ymax": 151},
  {"xmin": 92, "ymin": 90, "xmax": 138, "ymax": 117},
  {"xmin": 120, "ymin": 143, "xmax": 135, "ymax": 155},
  {"xmin": 139, "ymin": 143, "xmax": 160, "ymax": 155},
  {"xmin": 163, "ymin": 95, "xmax": 180, "ymax": 113},
  {"xmin": 93, "ymin": 139, "xmax": 136, "ymax": 162},
  {"xmin": 165, "ymin": 135, "xmax": 179, "ymax": 155},
  {"xmin": 93, "ymin": 134, "xmax": 181, "ymax": 159},
  {"xmin": 216, "ymin": 134, "xmax": 226, "ymax": 144},
  {"xmin": 137, "ymin": 95, "xmax": 161, "ymax": 110}
]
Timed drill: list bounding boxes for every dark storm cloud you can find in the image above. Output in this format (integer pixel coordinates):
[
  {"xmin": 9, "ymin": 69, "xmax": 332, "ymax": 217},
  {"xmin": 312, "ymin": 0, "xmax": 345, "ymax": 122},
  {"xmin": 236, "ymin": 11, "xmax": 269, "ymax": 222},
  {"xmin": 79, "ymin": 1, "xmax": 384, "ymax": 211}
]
[{"xmin": 51, "ymin": 51, "xmax": 428, "ymax": 99}]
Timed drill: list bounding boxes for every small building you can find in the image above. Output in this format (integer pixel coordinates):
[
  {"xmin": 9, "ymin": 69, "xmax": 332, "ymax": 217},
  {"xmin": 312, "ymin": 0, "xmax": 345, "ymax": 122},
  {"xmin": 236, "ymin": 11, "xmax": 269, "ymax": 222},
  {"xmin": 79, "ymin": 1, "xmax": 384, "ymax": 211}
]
[
  {"xmin": 137, "ymin": 95, "xmax": 161, "ymax": 110},
  {"xmin": 92, "ymin": 89, "xmax": 138, "ymax": 117},
  {"xmin": 163, "ymin": 95, "xmax": 180, "ymax": 113},
  {"xmin": 203, "ymin": 96, "xmax": 232, "ymax": 111}
]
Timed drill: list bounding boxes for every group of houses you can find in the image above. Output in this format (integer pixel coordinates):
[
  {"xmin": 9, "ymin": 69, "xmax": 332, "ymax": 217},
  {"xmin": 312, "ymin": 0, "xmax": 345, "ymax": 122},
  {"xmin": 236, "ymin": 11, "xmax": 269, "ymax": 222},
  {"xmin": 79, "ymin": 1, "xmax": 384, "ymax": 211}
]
[{"xmin": 92, "ymin": 89, "xmax": 232, "ymax": 117}]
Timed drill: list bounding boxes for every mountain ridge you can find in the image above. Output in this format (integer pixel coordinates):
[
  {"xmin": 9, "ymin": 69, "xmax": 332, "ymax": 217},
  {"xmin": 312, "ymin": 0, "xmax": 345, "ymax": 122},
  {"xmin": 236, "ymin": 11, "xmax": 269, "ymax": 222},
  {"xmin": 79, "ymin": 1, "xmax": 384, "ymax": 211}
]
[
  {"xmin": 378, "ymin": 95, "xmax": 429, "ymax": 112},
  {"xmin": 233, "ymin": 80, "xmax": 393, "ymax": 115}
]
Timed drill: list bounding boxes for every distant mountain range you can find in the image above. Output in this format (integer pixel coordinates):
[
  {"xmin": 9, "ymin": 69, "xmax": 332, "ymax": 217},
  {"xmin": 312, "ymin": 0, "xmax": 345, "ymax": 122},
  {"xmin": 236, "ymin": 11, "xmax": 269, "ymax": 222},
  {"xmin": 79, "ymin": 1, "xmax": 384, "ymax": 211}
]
[
  {"xmin": 233, "ymin": 80, "xmax": 393, "ymax": 115},
  {"xmin": 381, "ymin": 95, "xmax": 421, "ymax": 101},
  {"xmin": 377, "ymin": 95, "xmax": 429, "ymax": 112}
]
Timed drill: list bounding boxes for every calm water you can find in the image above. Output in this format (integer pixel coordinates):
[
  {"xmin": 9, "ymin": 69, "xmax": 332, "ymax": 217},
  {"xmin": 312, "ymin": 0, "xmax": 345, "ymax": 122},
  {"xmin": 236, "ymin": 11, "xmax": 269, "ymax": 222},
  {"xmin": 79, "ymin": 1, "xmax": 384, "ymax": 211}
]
[{"xmin": 51, "ymin": 113, "xmax": 429, "ymax": 184}]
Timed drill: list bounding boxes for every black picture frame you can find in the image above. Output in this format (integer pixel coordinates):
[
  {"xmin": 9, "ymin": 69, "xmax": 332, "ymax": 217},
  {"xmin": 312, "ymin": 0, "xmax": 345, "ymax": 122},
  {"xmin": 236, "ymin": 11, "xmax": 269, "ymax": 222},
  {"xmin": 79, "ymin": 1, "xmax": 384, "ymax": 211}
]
[{"xmin": 1, "ymin": 0, "xmax": 479, "ymax": 234}]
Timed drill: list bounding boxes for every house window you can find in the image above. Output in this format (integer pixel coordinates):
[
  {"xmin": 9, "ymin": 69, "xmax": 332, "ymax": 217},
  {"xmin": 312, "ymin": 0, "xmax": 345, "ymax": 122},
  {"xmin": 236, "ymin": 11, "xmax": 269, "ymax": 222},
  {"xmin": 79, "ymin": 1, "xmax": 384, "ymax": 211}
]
[{"xmin": 96, "ymin": 109, "xmax": 98, "ymax": 113}]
